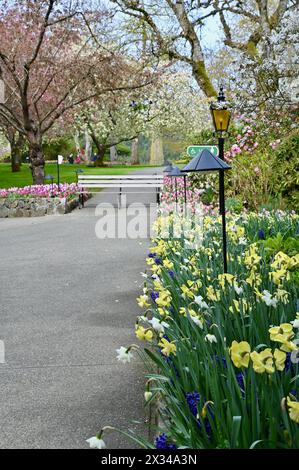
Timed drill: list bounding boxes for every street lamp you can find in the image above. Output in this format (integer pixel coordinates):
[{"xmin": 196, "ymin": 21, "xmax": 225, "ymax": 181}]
[
  {"xmin": 182, "ymin": 149, "xmax": 231, "ymax": 273},
  {"xmin": 163, "ymin": 162, "xmax": 173, "ymax": 174}
]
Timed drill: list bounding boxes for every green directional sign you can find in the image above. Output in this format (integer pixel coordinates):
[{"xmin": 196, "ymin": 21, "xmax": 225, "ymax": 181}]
[{"xmin": 187, "ymin": 145, "xmax": 219, "ymax": 157}]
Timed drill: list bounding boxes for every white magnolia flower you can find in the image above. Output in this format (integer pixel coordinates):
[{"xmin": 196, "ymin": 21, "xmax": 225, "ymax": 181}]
[
  {"xmin": 194, "ymin": 295, "xmax": 209, "ymax": 310},
  {"xmin": 190, "ymin": 316, "xmax": 203, "ymax": 329},
  {"xmin": 234, "ymin": 283, "xmax": 244, "ymax": 295},
  {"xmin": 261, "ymin": 290, "xmax": 278, "ymax": 308},
  {"xmin": 148, "ymin": 317, "xmax": 169, "ymax": 333},
  {"xmin": 86, "ymin": 436, "xmax": 106, "ymax": 449},
  {"xmin": 205, "ymin": 334, "xmax": 217, "ymax": 344},
  {"xmin": 116, "ymin": 346, "xmax": 133, "ymax": 363}
]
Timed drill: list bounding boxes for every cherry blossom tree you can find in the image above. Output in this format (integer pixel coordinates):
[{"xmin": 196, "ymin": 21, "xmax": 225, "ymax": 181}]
[
  {"xmin": 0, "ymin": 0, "xmax": 152, "ymax": 183},
  {"xmin": 76, "ymin": 69, "xmax": 207, "ymax": 165}
]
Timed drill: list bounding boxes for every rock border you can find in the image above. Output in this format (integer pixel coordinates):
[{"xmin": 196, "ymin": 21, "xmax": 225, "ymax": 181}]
[{"xmin": 0, "ymin": 195, "xmax": 83, "ymax": 218}]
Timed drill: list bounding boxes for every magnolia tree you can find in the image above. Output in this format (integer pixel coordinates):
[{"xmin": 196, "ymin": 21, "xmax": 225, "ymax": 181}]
[
  {"xmin": 76, "ymin": 69, "xmax": 208, "ymax": 166},
  {"xmin": 0, "ymin": 0, "xmax": 148, "ymax": 183},
  {"xmin": 110, "ymin": 0, "xmax": 298, "ymax": 109}
]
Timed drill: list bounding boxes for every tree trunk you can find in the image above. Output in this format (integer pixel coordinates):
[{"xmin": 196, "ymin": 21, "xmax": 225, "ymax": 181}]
[
  {"xmin": 11, "ymin": 141, "xmax": 22, "ymax": 172},
  {"xmin": 27, "ymin": 131, "xmax": 45, "ymax": 184},
  {"xmin": 7, "ymin": 129, "xmax": 24, "ymax": 173},
  {"xmin": 130, "ymin": 137, "xmax": 139, "ymax": 165},
  {"xmin": 93, "ymin": 144, "xmax": 106, "ymax": 167},
  {"xmin": 150, "ymin": 136, "xmax": 164, "ymax": 166},
  {"xmin": 110, "ymin": 146, "xmax": 118, "ymax": 162}
]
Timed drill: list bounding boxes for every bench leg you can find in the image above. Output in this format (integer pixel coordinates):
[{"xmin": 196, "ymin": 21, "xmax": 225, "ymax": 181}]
[{"xmin": 80, "ymin": 193, "xmax": 84, "ymax": 208}]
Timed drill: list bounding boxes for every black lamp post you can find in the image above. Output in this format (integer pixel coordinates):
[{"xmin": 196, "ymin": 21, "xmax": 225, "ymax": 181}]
[
  {"xmin": 182, "ymin": 149, "xmax": 231, "ymax": 273},
  {"xmin": 169, "ymin": 166, "xmax": 187, "ymax": 206}
]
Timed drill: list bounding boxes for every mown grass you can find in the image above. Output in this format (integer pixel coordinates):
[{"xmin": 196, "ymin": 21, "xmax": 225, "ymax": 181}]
[{"xmin": 0, "ymin": 163, "xmax": 154, "ymax": 188}]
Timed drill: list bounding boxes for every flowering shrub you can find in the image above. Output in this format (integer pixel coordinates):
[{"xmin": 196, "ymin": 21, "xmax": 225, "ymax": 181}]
[{"xmin": 0, "ymin": 183, "xmax": 83, "ymax": 199}]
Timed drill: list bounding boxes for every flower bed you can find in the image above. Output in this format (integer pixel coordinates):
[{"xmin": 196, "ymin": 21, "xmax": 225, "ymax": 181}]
[
  {"xmin": 92, "ymin": 204, "xmax": 299, "ymax": 450},
  {"xmin": 0, "ymin": 183, "xmax": 88, "ymax": 217},
  {"xmin": 0, "ymin": 182, "xmax": 80, "ymax": 199}
]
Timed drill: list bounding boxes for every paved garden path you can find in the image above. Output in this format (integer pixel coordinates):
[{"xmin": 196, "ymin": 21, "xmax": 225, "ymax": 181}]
[{"xmin": 0, "ymin": 167, "xmax": 162, "ymax": 449}]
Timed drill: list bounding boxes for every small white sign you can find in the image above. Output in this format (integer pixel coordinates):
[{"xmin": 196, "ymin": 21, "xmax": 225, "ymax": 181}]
[{"xmin": 57, "ymin": 155, "xmax": 64, "ymax": 165}]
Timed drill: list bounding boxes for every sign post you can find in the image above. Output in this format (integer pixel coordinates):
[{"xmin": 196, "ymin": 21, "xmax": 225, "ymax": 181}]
[
  {"xmin": 57, "ymin": 155, "xmax": 63, "ymax": 192},
  {"xmin": 187, "ymin": 145, "xmax": 219, "ymax": 157}
]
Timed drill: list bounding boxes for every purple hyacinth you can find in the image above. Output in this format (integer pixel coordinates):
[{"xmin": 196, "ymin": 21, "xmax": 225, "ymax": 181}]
[
  {"xmin": 186, "ymin": 391, "xmax": 200, "ymax": 417},
  {"xmin": 150, "ymin": 291, "xmax": 159, "ymax": 302},
  {"xmin": 148, "ymin": 252, "xmax": 156, "ymax": 258},
  {"xmin": 258, "ymin": 229, "xmax": 266, "ymax": 240},
  {"xmin": 154, "ymin": 257, "xmax": 163, "ymax": 265},
  {"xmin": 168, "ymin": 270, "xmax": 175, "ymax": 278},
  {"xmin": 154, "ymin": 433, "xmax": 177, "ymax": 449}
]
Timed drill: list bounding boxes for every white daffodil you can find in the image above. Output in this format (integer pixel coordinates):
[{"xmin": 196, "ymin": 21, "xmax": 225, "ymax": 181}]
[
  {"xmin": 116, "ymin": 346, "xmax": 133, "ymax": 363},
  {"xmin": 86, "ymin": 436, "xmax": 106, "ymax": 449},
  {"xmin": 194, "ymin": 295, "xmax": 209, "ymax": 310},
  {"xmin": 238, "ymin": 237, "xmax": 247, "ymax": 245},
  {"xmin": 205, "ymin": 334, "xmax": 217, "ymax": 344},
  {"xmin": 234, "ymin": 283, "xmax": 243, "ymax": 295},
  {"xmin": 291, "ymin": 319, "xmax": 299, "ymax": 329},
  {"xmin": 190, "ymin": 316, "xmax": 203, "ymax": 329},
  {"xmin": 261, "ymin": 290, "xmax": 278, "ymax": 307},
  {"xmin": 148, "ymin": 317, "xmax": 169, "ymax": 334},
  {"xmin": 140, "ymin": 272, "xmax": 148, "ymax": 278}
]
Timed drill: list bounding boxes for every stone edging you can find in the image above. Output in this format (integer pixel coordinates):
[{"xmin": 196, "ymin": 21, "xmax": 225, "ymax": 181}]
[{"xmin": 0, "ymin": 195, "xmax": 85, "ymax": 218}]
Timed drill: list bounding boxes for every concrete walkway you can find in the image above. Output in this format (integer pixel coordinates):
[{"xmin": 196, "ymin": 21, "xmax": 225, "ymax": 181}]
[{"xmin": 0, "ymin": 167, "xmax": 162, "ymax": 449}]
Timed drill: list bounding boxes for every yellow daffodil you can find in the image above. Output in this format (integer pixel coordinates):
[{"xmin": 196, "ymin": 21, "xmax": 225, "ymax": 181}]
[
  {"xmin": 269, "ymin": 269, "xmax": 289, "ymax": 285},
  {"xmin": 135, "ymin": 326, "xmax": 153, "ymax": 342},
  {"xmin": 179, "ymin": 307, "xmax": 187, "ymax": 316},
  {"xmin": 158, "ymin": 307, "xmax": 167, "ymax": 317},
  {"xmin": 181, "ymin": 285, "xmax": 194, "ymax": 300},
  {"xmin": 137, "ymin": 295, "xmax": 150, "ymax": 309},
  {"xmin": 274, "ymin": 349, "xmax": 286, "ymax": 371},
  {"xmin": 229, "ymin": 299, "xmax": 249, "ymax": 315},
  {"xmin": 250, "ymin": 349, "xmax": 274, "ymax": 374},
  {"xmin": 244, "ymin": 244, "xmax": 261, "ymax": 268},
  {"xmin": 230, "ymin": 340, "xmax": 251, "ymax": 368},
  {"xmin": 275, "ymin": 289, "xmax": 289, "ymax": 303},
  {"xmin": 163, "ymin": 258, "xmax": 174, "ymax": 270},
  {"xmin": 206, "ymin": 286, "xmax": 220, "ymax": 302},
  {"xmin": 246, "ymin": 270, "xmax": 262, "ymax": 287},
  {"xmin": 287, "ymin": 397, "xmax": 299, "ymax": 424},
  {"xmin": 269, "ymin": 323, "xmax": 294, "ymax": 347},
  {"xmin": 155, "ymin": 291, "xmax": 172, "ymax": 308},
  {"xmin": 159, "ymin": 338, "xmax": 177, "ymax": 356},
  {"xmin": 218, "ymin": 273, "xmax": 234, "ymax": 289}
]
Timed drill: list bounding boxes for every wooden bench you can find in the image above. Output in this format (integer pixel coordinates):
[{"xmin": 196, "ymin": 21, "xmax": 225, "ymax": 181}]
[{"xmin": 78, "ymin": 174, "xmax": 164, "ymax": 208}]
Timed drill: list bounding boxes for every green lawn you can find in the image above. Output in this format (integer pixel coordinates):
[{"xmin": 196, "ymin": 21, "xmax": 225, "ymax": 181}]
[{"xmin": 0, "ymin": 163, "xmax": 154, "ymax": 189}]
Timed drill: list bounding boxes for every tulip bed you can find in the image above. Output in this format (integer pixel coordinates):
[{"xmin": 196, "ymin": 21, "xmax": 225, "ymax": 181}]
[
  {"xmin": 130, "ymin": 203, "xmax": 299, "ymax": 449},
  {"xmin": 0, "ymin": 183, "xmax": 82, "ymax": 199}
]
